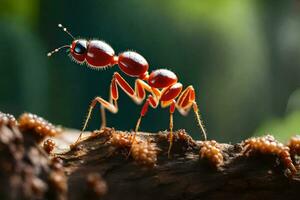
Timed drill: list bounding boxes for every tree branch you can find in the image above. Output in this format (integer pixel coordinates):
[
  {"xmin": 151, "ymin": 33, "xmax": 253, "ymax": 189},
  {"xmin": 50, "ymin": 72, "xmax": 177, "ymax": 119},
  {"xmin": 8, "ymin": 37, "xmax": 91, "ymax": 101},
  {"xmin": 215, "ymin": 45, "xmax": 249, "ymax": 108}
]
[
  {"xmin": 59, "ymin": 128, "xmax": 300, "ymax": 200},
  {"xmin": 1, "ymin": 112, "xmax": 300, "ymax": 200}
]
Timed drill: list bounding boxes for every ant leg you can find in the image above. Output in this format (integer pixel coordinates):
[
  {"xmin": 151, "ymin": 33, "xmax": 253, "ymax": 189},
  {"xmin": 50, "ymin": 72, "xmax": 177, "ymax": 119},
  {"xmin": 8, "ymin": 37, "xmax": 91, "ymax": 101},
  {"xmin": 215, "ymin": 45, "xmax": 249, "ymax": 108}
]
[
  {"xmin": 113, "ymin": 72, "xmax": 161, "ymax": 103},
  {"xmin": 167, "ymin": 100, "xmax": 176, "ymax": 158},
  {"xmin": 75, "ymin": 72, "xmax": 158, "ymax": 145},
  {"xmin": 192, "ymin": 101, "xmax": 207, "ymax": 140},
  {"xmin": 176, "ymin": 86, "xmax": 207, "ymax": 140},
  {"xmin": 100, "ymin": 105, "xmax": 106, "ymax": 129},
  {"xmin": 75, "ymin": 77, "xmax": 119, "ymax": 144},
  {"xmin": 135, "ymin": 79, "xmax": 161, "ymax": 103},
  {"xmin": 127, "ymin": 95, "xmax": 159, "ymax": 158},
  {"xmin": 112, "ymin": 74, "xmax": 161, "ymax": 154},
  {"xmin": 75, "ymin": 97, "xmax": 118, "ymax": 144},
  {"xmin": 112, "ymin": 73, "xmax": 160, "ymax": 145},
  {"xmin": 159, "ymin": 83, "xmax": 183, "ymax": 157},
  {"xmin": 136, "ymin": 95, "xmax": 159, "ymax": 131},
  {"xmin": 176, "ymin": 86, "xmax": 192, "ymax": 116}
]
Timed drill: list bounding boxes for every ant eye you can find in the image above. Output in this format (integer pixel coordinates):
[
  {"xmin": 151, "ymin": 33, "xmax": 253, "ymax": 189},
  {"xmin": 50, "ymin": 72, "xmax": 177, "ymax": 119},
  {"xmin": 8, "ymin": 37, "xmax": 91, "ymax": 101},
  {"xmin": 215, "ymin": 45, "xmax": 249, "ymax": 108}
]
[{"xmin": 74, "ymin": 41, "xmax": 87, "ymax": 54}]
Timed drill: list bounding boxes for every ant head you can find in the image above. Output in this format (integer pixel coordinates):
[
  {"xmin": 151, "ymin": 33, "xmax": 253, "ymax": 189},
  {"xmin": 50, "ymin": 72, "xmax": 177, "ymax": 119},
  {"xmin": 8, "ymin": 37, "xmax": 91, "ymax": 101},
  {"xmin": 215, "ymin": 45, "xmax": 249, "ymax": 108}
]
[
  {"xmin": 70, "ymin": 39, "xmax": 88, "ymax": 63},
  {"xmin": 47, "ymin": 24, "xmax": 75, "ymax": 57}
]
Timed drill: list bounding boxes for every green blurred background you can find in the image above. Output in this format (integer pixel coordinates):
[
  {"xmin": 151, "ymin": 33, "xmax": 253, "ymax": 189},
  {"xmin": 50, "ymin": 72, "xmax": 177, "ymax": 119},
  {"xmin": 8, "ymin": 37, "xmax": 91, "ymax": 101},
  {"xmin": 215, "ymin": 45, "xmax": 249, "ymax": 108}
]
[{"xmin": 1, "ymin": 0, "xmax": 300, "ymax": 142}]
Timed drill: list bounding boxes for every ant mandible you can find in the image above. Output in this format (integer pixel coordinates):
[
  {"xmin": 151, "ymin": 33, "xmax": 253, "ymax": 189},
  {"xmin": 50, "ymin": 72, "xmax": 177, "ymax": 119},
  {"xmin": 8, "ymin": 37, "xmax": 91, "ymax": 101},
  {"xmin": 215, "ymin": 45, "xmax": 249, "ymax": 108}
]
[{"xmin": 48, "ymin": 24, "xmax": 207, "ymax": 157}]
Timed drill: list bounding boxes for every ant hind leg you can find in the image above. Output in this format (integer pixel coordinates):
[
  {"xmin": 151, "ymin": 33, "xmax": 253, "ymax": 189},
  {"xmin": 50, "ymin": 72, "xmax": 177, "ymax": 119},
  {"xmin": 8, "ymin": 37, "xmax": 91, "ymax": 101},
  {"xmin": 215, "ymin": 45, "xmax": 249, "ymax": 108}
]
[
  {"xmin": 176, "ymin": 86, "xmax": 207, "ymax": 141},
  {"xmin": 192, "ymin": 102, "xmax": 207, "ymax": 140}
]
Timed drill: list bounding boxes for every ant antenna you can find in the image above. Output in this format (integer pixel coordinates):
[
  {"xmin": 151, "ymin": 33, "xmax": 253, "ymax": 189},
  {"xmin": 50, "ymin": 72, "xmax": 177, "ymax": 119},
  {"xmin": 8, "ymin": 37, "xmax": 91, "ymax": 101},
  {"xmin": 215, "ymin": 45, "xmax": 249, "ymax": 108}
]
[
  {"xmin": 58, "ymin": 23, "xmax": 75, "ymax": 39},
  {"xmin": 47, "ymin": 45, "xmax": 70, "ymax": 57}
]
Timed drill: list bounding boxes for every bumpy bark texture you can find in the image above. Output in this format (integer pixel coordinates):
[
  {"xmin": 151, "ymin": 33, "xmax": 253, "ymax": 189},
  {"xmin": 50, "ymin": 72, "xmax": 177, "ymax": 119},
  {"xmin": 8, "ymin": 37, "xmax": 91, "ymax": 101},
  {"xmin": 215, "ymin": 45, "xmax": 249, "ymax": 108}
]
[
  {"xmin": 0, "ymin": 112, "xmax": 67, "ymax": 200},
  {"xmin": 1, "ymin": 112, "xmax": 300, "ymax": 200},
  {"xmin": 60, "ymin": 128, "xmax": 300, "ymax": 200}
]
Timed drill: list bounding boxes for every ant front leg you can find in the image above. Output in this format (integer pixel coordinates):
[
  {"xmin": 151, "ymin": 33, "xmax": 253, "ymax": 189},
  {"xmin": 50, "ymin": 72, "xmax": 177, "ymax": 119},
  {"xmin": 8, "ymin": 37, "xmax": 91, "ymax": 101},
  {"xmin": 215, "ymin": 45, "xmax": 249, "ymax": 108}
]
[
  {"xmin": 76, "ymin": 72, "xmax": 159, "ymax": 144},
  {"xmin": 75, "ymin": 72, "xmax": 133, "ymax": 144},
  {"xmin": 176, "ymin": 86, "xmax": 207, "ymax": 140},
  {"xmin": 75, "ymin": 96, "xmax": 118, "ymax": 144}
]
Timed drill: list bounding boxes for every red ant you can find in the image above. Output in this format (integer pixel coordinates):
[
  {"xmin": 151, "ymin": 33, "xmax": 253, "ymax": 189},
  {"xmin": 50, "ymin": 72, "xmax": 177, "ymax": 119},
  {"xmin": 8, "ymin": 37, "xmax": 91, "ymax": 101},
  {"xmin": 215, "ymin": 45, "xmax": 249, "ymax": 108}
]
[{"xmin": 48, "ymin": 24, "xmax": 207, "ymax": 157}]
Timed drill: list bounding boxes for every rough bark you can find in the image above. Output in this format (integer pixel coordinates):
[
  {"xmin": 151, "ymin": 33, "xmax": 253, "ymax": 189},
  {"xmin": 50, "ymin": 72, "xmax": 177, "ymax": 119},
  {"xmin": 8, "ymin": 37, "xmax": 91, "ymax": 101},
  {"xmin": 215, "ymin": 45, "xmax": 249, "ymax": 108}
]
[
  {"xmin": 58, "ymin": 128, "xmax": 300, "ymax": 200},
  {"xmin": 1, "ymin": 115, "xmax": 300, "ymax": 200}
]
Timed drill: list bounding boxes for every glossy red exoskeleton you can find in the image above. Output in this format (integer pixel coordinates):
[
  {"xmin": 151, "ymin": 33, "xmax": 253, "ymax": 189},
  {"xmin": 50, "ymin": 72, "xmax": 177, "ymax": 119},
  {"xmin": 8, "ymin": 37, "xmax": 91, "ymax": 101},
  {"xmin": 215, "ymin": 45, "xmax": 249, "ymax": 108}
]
[{"xmin": 48, "ymin": 24, "xmax": 207, "ymax": 157}]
